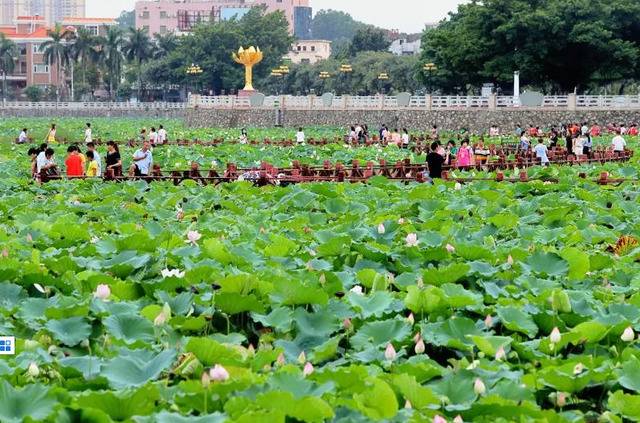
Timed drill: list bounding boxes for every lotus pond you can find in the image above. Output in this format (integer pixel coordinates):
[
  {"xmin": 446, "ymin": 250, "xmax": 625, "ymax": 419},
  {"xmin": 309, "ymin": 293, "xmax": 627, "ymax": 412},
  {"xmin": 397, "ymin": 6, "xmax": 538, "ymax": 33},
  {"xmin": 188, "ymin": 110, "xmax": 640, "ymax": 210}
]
[{"xmin": 2, "ymin": 121, "xmax": 640, "ymax": 422}]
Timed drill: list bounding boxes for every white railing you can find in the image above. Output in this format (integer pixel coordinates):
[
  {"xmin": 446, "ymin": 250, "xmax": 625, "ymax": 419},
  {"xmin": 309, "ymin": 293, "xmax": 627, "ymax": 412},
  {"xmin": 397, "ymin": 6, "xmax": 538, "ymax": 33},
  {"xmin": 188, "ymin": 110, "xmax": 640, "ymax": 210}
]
[{"xmin": 0, "ymin": 101, "xmax": 187, "ymax": 110}]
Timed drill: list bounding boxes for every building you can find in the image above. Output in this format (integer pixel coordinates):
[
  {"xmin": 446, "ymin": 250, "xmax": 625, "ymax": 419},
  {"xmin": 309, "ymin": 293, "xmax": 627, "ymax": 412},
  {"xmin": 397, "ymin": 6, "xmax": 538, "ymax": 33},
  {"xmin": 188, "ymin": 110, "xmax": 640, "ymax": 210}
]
[
  {"xmin": 0, "ymin": 15, "xmax": 115, "ymax": 93},
  {"xmin": 0, "ymin": 0, "xmax": 86, "ymax": 26},
  {"xmin": 285, "ymin": 39, "xmax": 330, "ymax": 64},
  {"xmin": 389, "ymin": 38, "xmax": 422, "ymax": 56},
  {"xmin": 135, "ymin": 0, "xmax": 310, "ymax": 35}
]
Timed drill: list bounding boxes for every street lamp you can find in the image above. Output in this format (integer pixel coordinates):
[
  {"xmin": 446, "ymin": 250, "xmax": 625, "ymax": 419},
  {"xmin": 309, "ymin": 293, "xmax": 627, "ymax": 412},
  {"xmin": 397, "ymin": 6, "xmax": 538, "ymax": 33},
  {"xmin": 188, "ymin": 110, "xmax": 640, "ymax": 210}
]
[
  {"xmin": 339, "ymin": 64, "xmax": 352, "ymax": 95},
  {"xmin": 319, "ymin": 71, "xmax": 331, "ymax": 94},
  {"xmin": 423, "ymin": 62, "xmax": 437, "ymax": 93},
  {"xmin": 186, "ymin": 63, "xmax": 203, "ymax": 94},
  {"xmin": 377, "ymin": 72, "xmax": 389, "ymax": 95}
]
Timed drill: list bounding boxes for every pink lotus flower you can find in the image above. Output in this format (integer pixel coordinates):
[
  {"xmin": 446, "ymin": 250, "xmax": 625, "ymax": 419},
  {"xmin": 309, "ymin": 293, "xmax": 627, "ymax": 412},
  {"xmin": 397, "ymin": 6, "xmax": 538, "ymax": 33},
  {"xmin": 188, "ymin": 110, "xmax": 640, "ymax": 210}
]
[
  {"xmin": 185, "ymin": 230, "xmax": 202, "ymax": 245},
  {"xmin": 407, "ymin": 313, "xmax": 415, "ymax": 325},
  {"xmin": 94, "ymin": 284, "xmax": 111, "ymax": 300},
  {"xmin": 209, "ymin": 364, "xmax": 229, "ymax": 382},
  {"xmin": 495, "ymin": 346, "xmax": 506, "ymax": 361},
  {"xmin": 302, "ymin": 362, "xmax": 314, "ymax": 377},
  {"xmin": 377, "ymin": 224, "xmax": 386, "ymax": 234},
  {"xmin": 406, "ymin": 233, "xmax": 419, "ymax": 247},
  {"xmin": 415, "ymin": 338, "xmax": 426, "ymax": 354},
  {"xmin": 384, "ymin": 343, "xmax": 396, "ymax": 361},
  {"xmin": 484, "ymin": 315, "xmax": 493, "ymax": 328},
  {"xmin": 446, "ymin": 243, "xmax": 455, "ymax": 253},
  {"xmin": 556, "ymin": 392, "xmax": 567, "ymax": 407},
  {"xmin": 453, "ymin": 416, "xmax": 464, "ymax": 423},
  {"xmin": 433, "ymin": 416, "xmax": 448, "ymax": 423},
  {"xmin": 276, "ymin": 352, "xmax": 286, "ymax": 366}
]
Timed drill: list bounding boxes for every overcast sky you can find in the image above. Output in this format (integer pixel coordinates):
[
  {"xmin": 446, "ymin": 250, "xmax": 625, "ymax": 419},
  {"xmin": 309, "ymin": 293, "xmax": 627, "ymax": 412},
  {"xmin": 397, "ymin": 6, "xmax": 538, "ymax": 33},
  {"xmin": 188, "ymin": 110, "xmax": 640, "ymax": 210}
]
[{"xmin": 87, "ymin": 0, "xmax": 467, "ymax": 33}]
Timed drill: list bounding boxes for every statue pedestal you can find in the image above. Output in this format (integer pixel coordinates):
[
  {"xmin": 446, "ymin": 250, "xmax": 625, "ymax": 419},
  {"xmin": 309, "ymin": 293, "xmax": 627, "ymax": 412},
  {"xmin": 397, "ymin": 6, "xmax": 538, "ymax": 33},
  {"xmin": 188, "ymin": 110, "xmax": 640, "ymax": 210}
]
[{"xmin": 238, "ymin": 90, "xmax": 258, "ymax": 97}]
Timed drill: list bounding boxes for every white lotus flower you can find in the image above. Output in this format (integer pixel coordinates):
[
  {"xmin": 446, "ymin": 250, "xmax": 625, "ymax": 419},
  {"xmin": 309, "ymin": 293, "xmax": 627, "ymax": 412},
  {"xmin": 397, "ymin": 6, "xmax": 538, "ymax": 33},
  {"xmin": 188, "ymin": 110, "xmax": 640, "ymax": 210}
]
[
  {"xmin": 622, "ymin": 326, "xmax": 635, "ymax": 342},
  {"xmin": 474, "ymin": 378, "xmax": 486, "ymax": 395},
  {"xmin": 453, "ymin": 415, "xmax": 464, "ymax": 423},
  {"xmin": 90, "ymin": 236, "xmax": 100, "ymax": 244},
  {"xmin": 454, "ymin": 182, "xmax": 462, "ymax": 190},
  {"xmin": 209, "ymin": 364, "xmax": 229, "ymax": 382},
  {"xmin": 377, "ymin": 223, "xmax": 386, "ymax": 234},
  {"xmin": 406, "ymin": 233, "xmax": 419, "ymax": 247},
  {"xmin": 404, "ymin": 400, "xmax": 412, "ymax": 409},
  {"xmin": 550, "ymin": 327, "xmax": 562, "ymax": 344},
  {"xmin": 27, "ymin": 362, "xmax": 40, "ymax": 377},
  {"xmin": 398, "ymin": 218, "xmax": 405, "ymax": 225},
  {"xmin": 446, "ymin": 244, "xmax": 456, "ymax": 253},
  {"xmin": 350, "ymin": 285, "xmax": 363, "ymax": 295},
  {"xmin": 34, "ymin": 283, "xmax": 47, "ymax": 294},
  {"xmin": 302, "ymin": 362, "xmax": 314, "ymax": 377},
  {"xmin": 94, "ymin": 284, "xmax": 110, "ymax": 300},
  {"xmin": 484, "ymin": 314, "xmax": 493, "ymax": 328},
  {"xmin": 507, "ymin": 255, "xmax": 514, "ymax": 265},
  {"xmin": 384, "ymin": 343, "xmax": 396, "ymax": 361}
]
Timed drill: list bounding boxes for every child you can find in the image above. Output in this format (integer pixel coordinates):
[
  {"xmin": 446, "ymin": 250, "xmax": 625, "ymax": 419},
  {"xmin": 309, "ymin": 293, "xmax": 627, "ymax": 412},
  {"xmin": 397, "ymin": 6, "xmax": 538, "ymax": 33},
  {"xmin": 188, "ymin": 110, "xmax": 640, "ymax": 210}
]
[
  {"xmin": 46, "ymin": 124, "xmax": 56, "ymax": 143},
  {"xmin": 84, "ymin": 123, "xmax": 92, "ymax": 143},
  {"xmin": 86, "ymin": 151, "xmax": 99, "ymax": 177}
]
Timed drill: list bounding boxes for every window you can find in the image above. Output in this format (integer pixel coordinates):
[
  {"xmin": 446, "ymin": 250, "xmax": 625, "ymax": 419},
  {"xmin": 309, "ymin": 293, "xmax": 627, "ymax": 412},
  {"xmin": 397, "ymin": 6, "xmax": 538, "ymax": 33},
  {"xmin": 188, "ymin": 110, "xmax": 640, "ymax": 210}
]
[
  {"xmin": 32, "ymin": 44, "xmax": 40, "ymax": 54},
  {"xmin": 297, "ymin": 45, "xmax": 301, "ymax": 51},
  {"xmin": 33, "ymin": 64, "xmax": 49, "ymax": 74},
  {"xmin": 311, "ymin": 46, "xmax": 315, "ymax": 52},
  {"xmin": 160, "ymin": 25, "xmax": 167, "ymax": 34},
  {"xmin": 143, "ymin": 25, "xmax": 150, "ymax": 32},
  {"xmin": 141, "ymin": 11, "xmax": 150, "ymax": 19},
  {"xmin": 301, "ymin": 59, "xmax": 310, "ymax": 64},
  {"xmin": 87, "ymin": 26, "xmax": 98, "ymax": 36},
  {"xmin": 160, "ymin": 11, "xmax": 167, "ymax": 19},
  {"xmin": 302, "ymin": 46, "xmax": 307, "ymax": 51},
  {"xmin": 19, "ymin": 46, "xmax": 27, "ymax": 55}
]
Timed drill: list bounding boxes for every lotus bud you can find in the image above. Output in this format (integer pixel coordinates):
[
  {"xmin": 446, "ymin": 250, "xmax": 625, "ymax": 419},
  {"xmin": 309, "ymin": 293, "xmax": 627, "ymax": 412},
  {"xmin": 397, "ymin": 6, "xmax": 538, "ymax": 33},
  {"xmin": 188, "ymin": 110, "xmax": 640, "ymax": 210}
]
[
  {"xmin": 415, "ymin": 338, "xmax": 426, "ymax": 354},
  {"xmin": 407, "ymin": 313, "xmax": 415, "ymax": 325},
  {"xmin": 343, "ymin": 318, "xmax": 352, "ymax": 330},
  {"xmin": 209, "ymin": 364, "xmax": 229, "ymax": 382},
  {"xmin": 507, "ymin": 255, "xmax": 514, "ymax": 265},
  {"xmin": 27, "ymin": 233, "xmax": 33, "ymax": 242},
  {"xmin": 34, "ymin": 283, "xmax": 47, "ymax": 294},
  {"xmin": 454, "ymin": 182, "xmax": 462, "ymax": 190},
  {"xmin": 621, "ymin": 326, "xmax": 635, "ymax": 342},
  {"xmin": 154, "ymin": 311, "xmax": 167, "ymax": 326},
  {"xmin": 384, "ymin": 343, "xmax": 396, "ymax": 361},
  {"xmin": 398, "ymin": 218, "xmax": 405, "ymax": 225},
  {"xmin": 319, "ymin": 274, "xmax": 326, "ymax": 285},
  {"xmin": 550, "ymin": 327, "xmax": 562, "ymax": 344},
  {"xmin": 27, "ymin": 362, "xmax": 40, "ymax": 377},
  {"xmin": 484, "ymin": 315, "xmax": 493, "ymax": 328},
  {"xmin": 556, "ymin": 392, "xmax": 567, "ymax": 407},
  {"xmin": 495, "ymin": 346, "xmax": 506, "ymax": 361},
  {"xmin": 413, "ymin": 332, "xmax": 422, "ymax": 343},
  {"xmin": 276, "ymin": 352, "xmax": 285, "ymax": 366},
  {"xmin": 405, "ymin": 233, "xmax": 419, "ymax": 247},
  {"xmin": 417, "ymin": 277, "xmax": 424, "ymax": 289},
  {"xmin": 201, "ymin": 371, "xmax": 211, "ymax": 388},
  {"xmin": 297, "ymin": 351, "xmax": 306, "ymax": 364},
  {"xmin": 453, "ymin": 416, "xmax": 464, "ymax": 423},
  {"xmin": 474, "ymin": 378, "xmax": 486, "ymax": 395},
  {"xmin": 302, "ymin": 362, "xmax": 314, "ymax": 377},
  {"xmin": 247, "ymin": 344, "xmax": 255, "ymax": 355},
  {"xmin": 446, "ymin": 244, "xmax": 455, "ymax": 253},
  {"xmin": 573, "ymin": 363, "xmax": 584, "ymax": 375},
  {"xmin": 1, "ymin": 248, "xmax": 7, "ymax": 257},
  {"xmin": 433, "ymin": 416, "xmax": 448, "ymax": 423},
  {"xmin": 94, "ymin": 284, "xmax": 111, "ymax": 300},
  {"xmin": 378, "ymin": 224, "xmax": 386, "ymax": 234},
  {"xmin": 404, "ymin": 400, "xmax": 412, "ymax": 409},
  {"xmin": 259, "ymin": 227, "xmax": 266, "ymax": 234}
]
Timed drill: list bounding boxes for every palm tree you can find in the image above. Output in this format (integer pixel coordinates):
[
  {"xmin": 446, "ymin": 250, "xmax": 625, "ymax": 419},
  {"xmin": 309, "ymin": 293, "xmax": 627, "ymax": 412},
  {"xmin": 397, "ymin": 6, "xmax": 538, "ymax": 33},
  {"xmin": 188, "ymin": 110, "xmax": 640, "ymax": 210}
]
[
  {"xmin": 123, "ymin": 27, "xmax": 152, "ymax": 101},
  {"xmin": 0, "ymin": 34, "xmax": 17, "ymax": 103},
  {"xmin": 152, "ymin": 33, "xmax": 178, "ymax": 60},
  {"xmin": 71, "ymin": 27, "xmax": 98, "ymax": 87},
  {"xmin": 98, "ymin": 26, "xmax": 124, "ymax": 100},
  {"xmin": 40, "ymin": 25, "xmax": 73, "ymax": 101}
]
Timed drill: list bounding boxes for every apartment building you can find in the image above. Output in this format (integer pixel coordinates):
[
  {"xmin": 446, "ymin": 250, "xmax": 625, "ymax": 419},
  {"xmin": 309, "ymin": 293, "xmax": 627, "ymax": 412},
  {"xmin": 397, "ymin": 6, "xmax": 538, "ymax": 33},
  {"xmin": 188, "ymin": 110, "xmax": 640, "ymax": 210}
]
[
  {"xmin": 0, "ymin": 0, "xmax": 86, "ymax": 26},
  {"xmin": 285, "ymin": 39, "xmax": 330, "ymax": 64},
  {"xmin": 0, "ymin": 15, "xmax": 115, "ymax": 93},
  {"xmin": 135, "ymin": 0, "xmax": 311, "ymax": 36}
]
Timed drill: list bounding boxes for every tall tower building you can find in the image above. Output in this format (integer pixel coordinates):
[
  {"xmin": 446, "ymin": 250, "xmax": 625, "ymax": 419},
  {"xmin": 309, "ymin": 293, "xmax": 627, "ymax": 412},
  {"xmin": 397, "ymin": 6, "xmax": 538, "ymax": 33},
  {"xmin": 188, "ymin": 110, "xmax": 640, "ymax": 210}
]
[{"xmin": 0, "ymin": 0, "xmax": 85, "ymax": 27}]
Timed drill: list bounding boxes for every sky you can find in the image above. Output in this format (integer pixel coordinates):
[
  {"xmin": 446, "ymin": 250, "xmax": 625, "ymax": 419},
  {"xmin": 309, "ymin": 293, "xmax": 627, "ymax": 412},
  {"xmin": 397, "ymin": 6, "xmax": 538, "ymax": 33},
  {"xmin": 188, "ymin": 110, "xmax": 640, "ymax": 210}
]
[{"xmin": 87, "ymin": 0, "xmax": 467, "ymax": 33}]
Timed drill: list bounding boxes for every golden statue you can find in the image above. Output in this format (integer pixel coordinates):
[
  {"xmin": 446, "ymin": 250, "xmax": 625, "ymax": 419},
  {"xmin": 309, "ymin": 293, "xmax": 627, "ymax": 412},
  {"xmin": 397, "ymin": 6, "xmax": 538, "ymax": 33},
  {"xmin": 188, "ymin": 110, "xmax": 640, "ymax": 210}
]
[{"xmin": 232, "ymin": 46, "xmax": 264, "ymax": 91}]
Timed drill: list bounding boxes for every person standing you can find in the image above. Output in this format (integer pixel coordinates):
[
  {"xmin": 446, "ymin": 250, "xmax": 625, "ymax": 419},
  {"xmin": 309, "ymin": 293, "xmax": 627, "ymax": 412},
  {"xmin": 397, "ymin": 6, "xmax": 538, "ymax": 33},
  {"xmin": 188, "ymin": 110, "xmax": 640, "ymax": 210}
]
[
  {"xmin": 426, "ymin": 141, "xmax": 445, "ymax": 178},
  {"xmin": 612, "ymin": 131, "xmax": 627, "ymax": 154},
  {"xmin": 84, "ymin": 123, "xmax": 92, "ymax": 144},
  {"xmin": 401, "ymin": 128, "xmax": 410, "ymax": 148},
  {"xmin": 149, "ymin": 127, "xmax": 158, "ymax": 146},
  {"xmin": 534, "ymin": 139, "xmax": 550, "ymax": 166},
  {"xmin": 296, "ymin": 127, "xmax": 306, "ymax": 145},
  {"xmin": 46, "ymin": 124, "xmax": 57, "ymax": 143},
  {"xmin": 18, "ymin": 128, "xmax": 28, "ymax": 144},
  {"xmin": 105, "ymin": 141, "xmax": 122, "ymax": 177},
  {"xmin": 130, "ymin": 140, "xmax": 153, "ymax": 177},
  {"xmin": 86, "ymin": 142, "xmax": 102, "ymax": 176},
  {"xmin": 457, "ymin": 139, "xmax": 473, "ymax": 168},
  {"xmin": 583, "ymin": 134, "xmax": 593, "ymax": 158},
  {"xmin": 158, "ymin": 125, "xmax": 168, "ymax": 144}
]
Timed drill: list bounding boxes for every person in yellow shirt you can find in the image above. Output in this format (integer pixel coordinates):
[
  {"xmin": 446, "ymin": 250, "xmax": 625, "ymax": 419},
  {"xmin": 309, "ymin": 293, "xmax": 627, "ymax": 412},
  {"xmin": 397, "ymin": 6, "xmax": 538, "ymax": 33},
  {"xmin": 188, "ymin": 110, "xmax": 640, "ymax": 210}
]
[
  {"xmin": 86, "ymin": 151, "xmax": 99, "ymax": 177},
  {"xmin": 46, "ymin": 124, "xmax": 57, "ymax": 143}
]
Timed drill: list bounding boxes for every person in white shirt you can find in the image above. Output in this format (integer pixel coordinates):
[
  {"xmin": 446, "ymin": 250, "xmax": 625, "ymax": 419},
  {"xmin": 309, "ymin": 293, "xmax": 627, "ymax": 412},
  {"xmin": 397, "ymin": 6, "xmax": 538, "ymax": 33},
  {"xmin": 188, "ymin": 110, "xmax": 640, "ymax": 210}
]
[
  {"xmin": 581, "ymin": 123, "xmax": 589, "ymax": 136},
  {"xmin": 149, "ymin": 127, "xmax": 158, "ymax": 146},
  {"xmin": 130, "ymin": 141, "xmax": 153, "ymax": 177},
  {"xmin": 36, "ymin": 148, "xmax": 57, "ymax": 174},
  {"xmin": 534, "ymin": 139, "xmax": 550, "ymax": 165},
  {"xmin": 401, "ymin": 128, "xmax": 410, "ymax": 147},
  {"xmin": 157, "ymin": 125, "xmax": 167, "ymax": 144},
  {"xmin": 612, "ymin": 132, "xmax": 627, "ymax": 153},
  {"xmin": 18, "ymin": 128, "xmax": 28, "ymax": 144},
  {"xmin": 86, "ymin": 142, "xmax": 102, "ymax": 176},
  {"xmin": 573, "ymin": 135, "xmax": 584, "ymax": 156},
  {"xmin": 296, "ymin": 128, "xmax": 305, "ymax": 144},
  {"xmin": 84, "ymin": 123, "xmax": 92, "ymax": 143}
]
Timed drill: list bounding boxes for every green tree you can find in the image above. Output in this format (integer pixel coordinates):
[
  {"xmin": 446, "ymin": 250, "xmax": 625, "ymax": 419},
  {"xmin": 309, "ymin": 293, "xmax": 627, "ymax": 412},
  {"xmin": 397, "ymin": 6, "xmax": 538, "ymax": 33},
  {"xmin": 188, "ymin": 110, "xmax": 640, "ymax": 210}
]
[
  {"xmin": 40, "ymin": 25, "xmax": 73, "ymax": 101},
  {"xmin": 311, "ymin": 10, "xmax": 365, "ymax": 50},
  {"xmin": 0, "ymin": 33, "xmax": 17, "ymax": 102},
  {"xmin": 99, "ymin": 26, "xmax": 125, "ymax": 100},
  {"xmin": 24, "ymin": 85, "xmax": 42, "ymax": 102},
  {"xmin": 349, "ymin": 26, "xmax": 391, "ymax": 56},
  {"xmin": 123, "ymin": 27, "xmax": 152, "ymax": 100},
  {"xmin": 116, "ymin": 10, "xmax": 135, "ymax": 29},
  {"xmin": 71, "ymin": 27, "xmax": 99, "ymax": 87}
]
